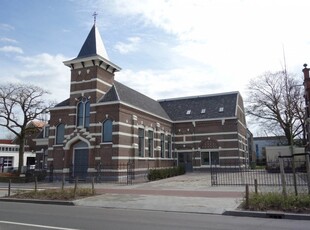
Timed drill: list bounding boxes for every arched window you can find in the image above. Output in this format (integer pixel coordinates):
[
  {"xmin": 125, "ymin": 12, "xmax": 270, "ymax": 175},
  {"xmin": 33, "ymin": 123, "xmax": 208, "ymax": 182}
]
[
  {"xmin": 102, "ymin": 119, "xmax": 113, "ymax": 142},
  {"xmin": 77, "ymin": 102, "xmax": 84, "ymax": 127},
  {"xmin": 56, "ymin": 123, "xmax": 65, "ymax": 145},
  {"xmin": 84, "ymin": 101, "xmax": 90, "ymax": 128},
  {"xmin": 76, "ymin": 98, "xmax": 90, "ymax": 128}
]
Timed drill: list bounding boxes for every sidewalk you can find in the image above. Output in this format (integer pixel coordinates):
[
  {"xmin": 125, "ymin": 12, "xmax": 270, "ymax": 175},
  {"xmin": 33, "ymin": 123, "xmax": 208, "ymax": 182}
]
[
  {"xmin": 0, "ymin": 172, "xmax": 245, "ymax": 214},
  {"xmin": 74, "ymin": 173, "xmax": 245, "ymax": 214}
]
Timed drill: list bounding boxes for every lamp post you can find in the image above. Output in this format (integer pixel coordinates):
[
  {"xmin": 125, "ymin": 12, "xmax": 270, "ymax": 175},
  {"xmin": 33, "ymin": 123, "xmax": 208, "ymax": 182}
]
[{"xmin": 302, "ymin": 64, "xmax": 310, "ymax": 194}]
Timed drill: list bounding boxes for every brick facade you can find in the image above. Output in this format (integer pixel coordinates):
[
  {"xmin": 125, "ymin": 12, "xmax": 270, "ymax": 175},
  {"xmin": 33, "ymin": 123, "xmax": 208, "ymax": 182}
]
[{"xmin": 44, "ymin": 24, "xmax": 248, "ymax": 179}]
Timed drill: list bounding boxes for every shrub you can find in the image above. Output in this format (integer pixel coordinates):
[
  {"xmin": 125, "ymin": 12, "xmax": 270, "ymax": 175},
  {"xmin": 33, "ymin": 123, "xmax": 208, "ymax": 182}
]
[
  {"xmin": 147, "ymin": 166, "xmax": 185, "ymax": 181},
  {"xmin": 12, "ymin": 188, "xmax": 94, "ymax": 200},
  {"xmin": 241, "ymin": 192, "xmax": 310, "ymax": 213}
]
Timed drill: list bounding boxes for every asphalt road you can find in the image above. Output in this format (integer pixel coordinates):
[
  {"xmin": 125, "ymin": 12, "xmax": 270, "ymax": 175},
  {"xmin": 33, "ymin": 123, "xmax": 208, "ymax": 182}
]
[{"xmin": 0, "ymin": 201, "xmax": 309, "ymax": 230}]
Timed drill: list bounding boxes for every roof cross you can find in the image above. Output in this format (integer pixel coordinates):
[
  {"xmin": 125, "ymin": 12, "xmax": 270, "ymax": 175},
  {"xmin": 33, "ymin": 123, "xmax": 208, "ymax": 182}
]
[{"xmin": 93, "ymin": 11, "xmax": 98, "ymax": 25}]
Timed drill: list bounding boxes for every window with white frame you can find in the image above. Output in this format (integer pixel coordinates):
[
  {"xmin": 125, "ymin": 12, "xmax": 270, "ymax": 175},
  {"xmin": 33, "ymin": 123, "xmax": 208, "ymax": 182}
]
[
  {"xmin": 3, "ymin": 157, "xmax": 13, "ymax": 167},
  {"xmin": 56, "ymin": 123, "xmax": 65, "ymax": 145},
  {"xmin": 201, "ymin": 152, "xmax": 219, "ymax": 166},
  {"xmin": 77, "ymin": 98, "xmax": 90, "ymax": 128},
  {"xmin": 102, "ymin": 119, "xmax": 113, "ymax": 142}
]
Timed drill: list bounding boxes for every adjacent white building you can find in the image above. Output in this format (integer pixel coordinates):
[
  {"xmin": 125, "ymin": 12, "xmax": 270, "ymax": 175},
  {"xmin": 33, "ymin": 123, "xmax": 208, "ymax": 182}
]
[{"xmin": 0, "ymin": 143, "xmax": 35, "ymax": 173}]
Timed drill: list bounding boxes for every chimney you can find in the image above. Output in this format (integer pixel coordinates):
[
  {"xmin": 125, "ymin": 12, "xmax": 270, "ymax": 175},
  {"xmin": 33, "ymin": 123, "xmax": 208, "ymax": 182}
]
[
  {"xmin": 303, "ymin": 63, "xmax": 310, "ymax": 93},
  {"xmin": 303, "ymin": 63, "xmax": 310, "ymax": 80}
]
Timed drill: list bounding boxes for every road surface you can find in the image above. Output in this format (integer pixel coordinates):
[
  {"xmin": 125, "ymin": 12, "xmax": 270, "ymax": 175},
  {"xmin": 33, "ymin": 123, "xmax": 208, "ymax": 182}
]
[{"xmin": 0, "ymin": 201, "xmax": 308, "ymax": 230}]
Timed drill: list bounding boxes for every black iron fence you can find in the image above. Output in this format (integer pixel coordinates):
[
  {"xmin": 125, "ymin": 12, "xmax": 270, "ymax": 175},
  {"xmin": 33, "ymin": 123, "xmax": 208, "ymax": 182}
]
[
  {"xmin": 45, "ymin": 162, "xmax": 148, "ymax": 185},
  {"xmin": 211, "ymin": 159, "xmax": 309, "ymax": 187}
]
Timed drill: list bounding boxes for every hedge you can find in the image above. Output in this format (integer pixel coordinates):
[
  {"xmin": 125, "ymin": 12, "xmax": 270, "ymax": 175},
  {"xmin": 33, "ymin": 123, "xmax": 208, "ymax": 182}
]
[{"xmin": 147, "ymin": 166, "xmax": 185, "ymax": 181}]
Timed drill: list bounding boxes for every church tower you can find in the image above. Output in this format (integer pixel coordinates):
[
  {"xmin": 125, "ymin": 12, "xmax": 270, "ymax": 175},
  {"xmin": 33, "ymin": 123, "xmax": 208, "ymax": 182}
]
[{"xmin": 63, "ymin": 21, "xmax": 121, "ymax": 105}]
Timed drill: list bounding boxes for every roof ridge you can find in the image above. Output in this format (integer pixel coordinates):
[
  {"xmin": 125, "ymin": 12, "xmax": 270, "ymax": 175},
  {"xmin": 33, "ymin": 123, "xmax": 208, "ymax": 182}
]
[{"xmin": 158, "ymin": 91, "xmax": 240, "ymax": 102}]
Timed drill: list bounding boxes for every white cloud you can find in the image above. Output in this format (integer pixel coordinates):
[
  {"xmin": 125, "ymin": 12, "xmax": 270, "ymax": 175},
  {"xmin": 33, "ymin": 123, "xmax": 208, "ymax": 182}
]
[
  {"xmin": 0, "ymin": 46, "xmax": 23, "ymax": 54},
  {"xmin": 0, "ymin": 23, "xmax": 14, "ymax": 31},
  {"xmin": 114, "ymin": 36, "xmax": 141, "ymax": 54},
  {"xmin": 103, "ymin": 0, "xmax": 310, "ymax": 97},
  {"xmin": 0, "ymin": 37, "xmax": 17, "ymax": 43},
  {"xmin": 116, "ymin": 67, "xmax": 227, "ymax": 100},
  {"xmin": 8, "ymin": 53, "xmax": 71, "ymax": 103}
]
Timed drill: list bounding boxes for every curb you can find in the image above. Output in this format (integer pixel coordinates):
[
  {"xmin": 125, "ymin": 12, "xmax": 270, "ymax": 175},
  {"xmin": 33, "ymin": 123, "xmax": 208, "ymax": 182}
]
[
  {"xmin": 223, "ymin": 209, "xmax": 310, "ymax": 220},
  {"xmin": 0, "ymin": 197, "xmax": 74, "ymax": 206}
]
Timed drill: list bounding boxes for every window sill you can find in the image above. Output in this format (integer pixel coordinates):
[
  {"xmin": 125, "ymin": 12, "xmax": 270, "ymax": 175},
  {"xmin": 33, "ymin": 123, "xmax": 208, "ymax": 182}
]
[{"xmin": 100, "ymin": 142, "xmax": 113, "ymax": 145}]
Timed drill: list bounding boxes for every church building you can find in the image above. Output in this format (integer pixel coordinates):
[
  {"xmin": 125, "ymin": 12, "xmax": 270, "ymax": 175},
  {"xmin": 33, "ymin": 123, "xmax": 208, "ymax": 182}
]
[{"xmin": 46, "ymin": 21, "xmax": 248, "ymax": 180}]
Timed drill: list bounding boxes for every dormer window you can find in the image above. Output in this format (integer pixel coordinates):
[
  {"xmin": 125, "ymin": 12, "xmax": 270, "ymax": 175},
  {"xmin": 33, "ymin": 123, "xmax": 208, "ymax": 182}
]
[
  {"xmin": 219, "ymin": 107, "xmax": 224, "ymax": 112},
  {"xmin": 186, "ymin": 110, "xmax": 191, "ymax": 115},
  {"xmin": 201, "ymin": 109, "xmax": 206, "ymax": 114}
]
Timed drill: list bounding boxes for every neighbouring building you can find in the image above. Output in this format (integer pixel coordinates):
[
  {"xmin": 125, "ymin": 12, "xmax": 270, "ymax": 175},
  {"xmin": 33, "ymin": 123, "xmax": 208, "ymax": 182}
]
[
  {"xmin": 45, "ymin": 21, "xmax": 248, "ymax": 180},
  {"xmin": 0, "ymin": 120, "xmax": 47, "ymax": 173},
  {"xmin": 247, "ymin": 129, "xmax": 255, "ymax": 165},
  {"xmin": 0, "ymin": 139, "xmax": 36, "ymax": 173},
  {"xmin": 253, "ymin": 136, "xmax": 288, "ymax": 163}
]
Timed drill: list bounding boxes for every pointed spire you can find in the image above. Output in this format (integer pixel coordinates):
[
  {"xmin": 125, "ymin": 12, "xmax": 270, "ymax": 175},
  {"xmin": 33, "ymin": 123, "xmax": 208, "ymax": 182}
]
[
  {"xmin": 64, "ymin": 15, "xmax": 121, "ymax": 73},
  {"xmin": 77, "ymin": 23, "xmax": 109, "ymax": 60}
]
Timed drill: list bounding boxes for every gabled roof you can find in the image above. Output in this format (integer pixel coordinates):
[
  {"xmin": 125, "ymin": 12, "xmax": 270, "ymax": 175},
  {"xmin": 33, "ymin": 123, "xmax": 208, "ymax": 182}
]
[
  {"xmin": 159, "ymin": 92, "xmax": 239, "ymax": 121},
  {"xmin": 77, "ymin": 24, "xmax": 109, "ymax": 60},
  {"xmin": 100, "ymin": 81, "xmax": 171, "ymax": 120}
]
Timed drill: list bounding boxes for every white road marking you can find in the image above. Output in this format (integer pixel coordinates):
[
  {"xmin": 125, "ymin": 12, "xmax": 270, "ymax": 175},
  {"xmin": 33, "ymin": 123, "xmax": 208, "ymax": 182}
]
[{"xmin": 0, "ymin": 220, "xmax": 80, "ymax": 230}]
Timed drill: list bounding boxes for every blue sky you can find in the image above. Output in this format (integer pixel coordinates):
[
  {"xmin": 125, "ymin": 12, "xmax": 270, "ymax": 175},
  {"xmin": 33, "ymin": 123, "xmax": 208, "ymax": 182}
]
[{"xmin": 1, "ymin": 0, "xmax": 310, "ymax": 138}]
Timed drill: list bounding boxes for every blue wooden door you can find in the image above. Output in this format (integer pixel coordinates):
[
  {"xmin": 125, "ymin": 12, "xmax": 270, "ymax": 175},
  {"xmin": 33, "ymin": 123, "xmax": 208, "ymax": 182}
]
[{"xmin": 74, "ymin": 149, "xmax": 88, "ymax": 179}]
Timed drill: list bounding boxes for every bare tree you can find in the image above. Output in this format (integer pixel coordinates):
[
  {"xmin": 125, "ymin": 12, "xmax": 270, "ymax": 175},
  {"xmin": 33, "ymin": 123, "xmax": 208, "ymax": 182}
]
[
  {"xmin": 246, "ymin": 71, "xmax": 305, "ymax": 145},
  {"xmin": 0, "ymin": 83, "xmax": 52, "ymax": 174}
]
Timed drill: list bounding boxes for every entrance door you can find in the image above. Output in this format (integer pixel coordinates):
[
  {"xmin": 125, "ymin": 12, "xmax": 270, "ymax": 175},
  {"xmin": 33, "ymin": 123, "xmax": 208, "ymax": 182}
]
[
  {"xmin": 178, "ymin": 153, "xmax": 193, "ymax": 172},
  {"xmin": 74, "ymin": 149, "xmax": 88, "ymax": 179}
]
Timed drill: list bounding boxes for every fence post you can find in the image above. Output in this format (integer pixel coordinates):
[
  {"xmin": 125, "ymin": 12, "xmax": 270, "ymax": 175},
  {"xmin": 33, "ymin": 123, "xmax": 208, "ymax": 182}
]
[
  {"xmin": 291, "ymin": 155, "xmax": 298, "ymax": 196},
  {"xmin": 8, "ymin": 179, "xmax": 11, "ymax": 197},
  {"xmin": 245, "ymin": 184, "xmax": 249, "ymax": 209},
  {"xmin": 49, "ymin": 163, "xmax": 54, "ymax": 182},
  {"xmin": 306, "ymin": 153, "xmax": 310, "ymax": 195},
  {"xmin": 34, "ymin": 176, "xmax": 38, "ymax": 192},
  {"xmin": 254, "ymin": 179, "xmax": 258, "ymax": 194},
  {"xmin": 92, "ymin": 177, "xmax": 95, "ymax": 195},
  {"xmin": 74, "ymin": 177, "xmax": 78, "ymax": 198},
  {"xmin": 61, "ymin": 174, "xmax": 65, "ymax": 191},
  {"xmin": 279, "ymin": 156, "xmax": 287, "ymax": 197}
]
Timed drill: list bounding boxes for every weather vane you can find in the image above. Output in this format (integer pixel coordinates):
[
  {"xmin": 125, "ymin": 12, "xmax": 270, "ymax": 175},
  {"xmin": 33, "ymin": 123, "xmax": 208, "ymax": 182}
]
[{"xmin": 93, "ymin": 11, "xmax": 98, "ymax": 25}]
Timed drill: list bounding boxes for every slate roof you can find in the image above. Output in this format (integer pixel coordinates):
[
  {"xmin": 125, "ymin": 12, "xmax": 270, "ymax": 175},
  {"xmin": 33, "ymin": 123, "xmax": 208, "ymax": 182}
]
[
  {"xmin": 158, "ymin": 92, "xmax": 239, "ymax": 121},
  {"xmin": 77, "ymin": 24, "xmax": 109, "ymax": 60},
  {"xmin": 54, "ymin": 87, "xmax": 238, "ymax": 122},
  {"xmin": 55, "ymin": 98, "xmax": 70, "ymax": 107},
  {"xmin": 100, "ymin": 81, "xmax": 171, "ymax": 120}
]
